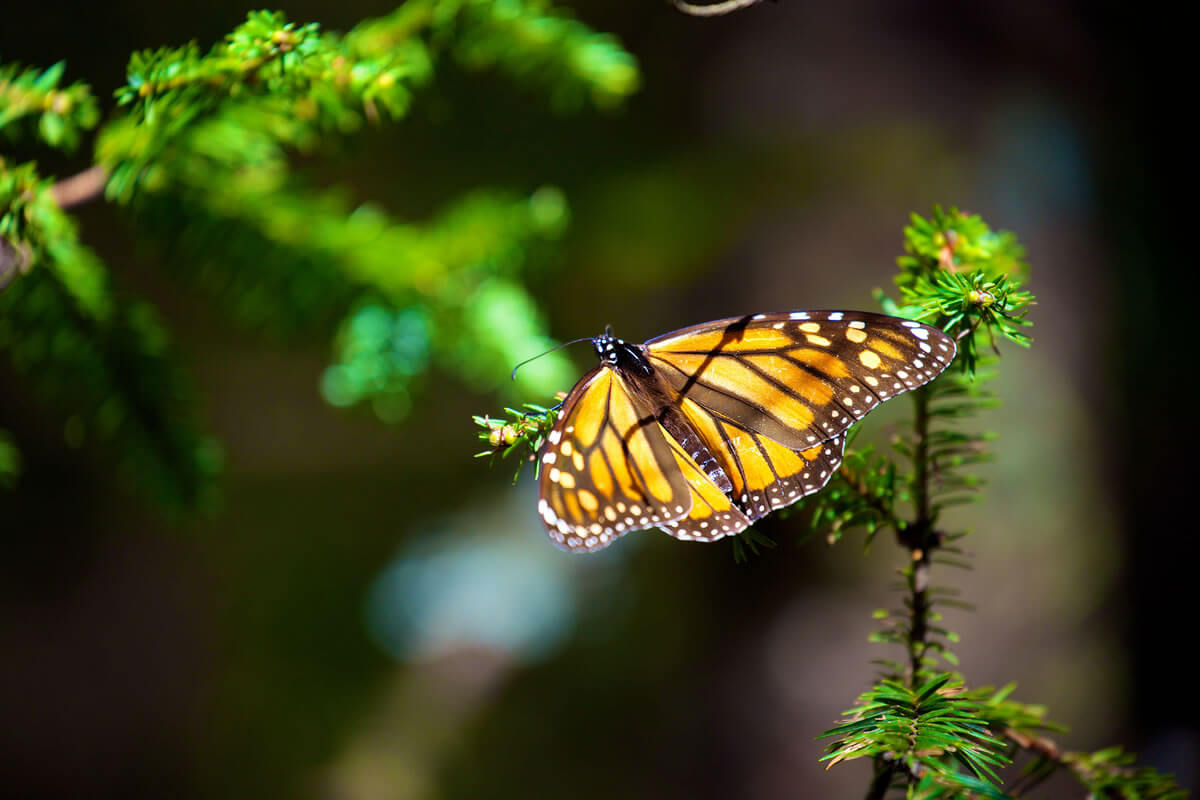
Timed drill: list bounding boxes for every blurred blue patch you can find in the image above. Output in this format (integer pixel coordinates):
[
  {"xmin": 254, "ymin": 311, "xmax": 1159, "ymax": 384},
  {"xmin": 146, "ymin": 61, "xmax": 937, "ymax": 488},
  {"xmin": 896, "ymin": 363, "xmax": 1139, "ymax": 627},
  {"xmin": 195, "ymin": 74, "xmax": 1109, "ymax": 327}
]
[
  {"xmin": 980, "ymin": 94, "xmax": 1091, "ymax": 226},
  {"xmin": 364, "ymin": 492, "xmax": 610, "ymax": 663}
]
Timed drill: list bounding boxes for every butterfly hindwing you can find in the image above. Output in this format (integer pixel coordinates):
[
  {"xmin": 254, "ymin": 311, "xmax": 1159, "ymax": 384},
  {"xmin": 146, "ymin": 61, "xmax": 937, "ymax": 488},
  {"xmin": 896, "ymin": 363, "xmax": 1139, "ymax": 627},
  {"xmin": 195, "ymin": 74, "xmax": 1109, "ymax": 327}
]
[
  {"xmin": 645, "ymin": 310, "xmax": 954, "ymax": 452},
  {"xmin": 538, "ymin": 367, "xmax": 692, "ymax": 552},
  {"xmin": 676, "ymin": 394, "xmax": 846, "ymax": 520}
]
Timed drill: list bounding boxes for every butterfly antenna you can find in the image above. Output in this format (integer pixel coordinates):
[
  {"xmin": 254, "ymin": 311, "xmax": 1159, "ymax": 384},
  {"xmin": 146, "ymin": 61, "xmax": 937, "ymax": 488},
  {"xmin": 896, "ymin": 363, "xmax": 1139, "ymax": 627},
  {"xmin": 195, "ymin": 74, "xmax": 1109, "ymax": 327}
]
[{"xmin": 510, "ymin": 336, "xmax": 593, "ymax": 381}]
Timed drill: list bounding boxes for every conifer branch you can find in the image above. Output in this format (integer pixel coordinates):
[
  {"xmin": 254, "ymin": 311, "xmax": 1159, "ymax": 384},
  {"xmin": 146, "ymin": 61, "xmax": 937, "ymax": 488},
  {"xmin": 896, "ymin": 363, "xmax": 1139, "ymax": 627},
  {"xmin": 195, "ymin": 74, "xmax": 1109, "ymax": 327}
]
[
  {"xmin": 810, "ymin": 209, "xmax": 1186, "ymax": 797},
  {"xmin": 0, "ymin": 60, "xmax": 100, "ymax": 151},
  {"xmin": 4, "ymin": 1, "xmax": 637, "ymax": 506},
  {"xmin": 833, "ymin": 458, "xmax": 907, "ymax": 539},
  {"xmin": 49, "ymin": 165, "xmax": 107, "ymax": 209},
  {"xmin": 901, "ymin": 384, "xmax": 941, "ymax": 685},
  {"xmin": 865, "ymin": 765, "xmax": 898, "ymax": 800}
]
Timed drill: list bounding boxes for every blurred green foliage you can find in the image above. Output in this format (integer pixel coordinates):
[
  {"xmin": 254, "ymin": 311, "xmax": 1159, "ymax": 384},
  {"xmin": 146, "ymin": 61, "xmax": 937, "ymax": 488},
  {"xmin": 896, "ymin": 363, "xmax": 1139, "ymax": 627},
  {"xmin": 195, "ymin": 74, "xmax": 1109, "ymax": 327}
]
[
  {"xmin": 0, "ymin": 427, "xmax": 18, "ymax": 487},
  {"xmin": 1, "ymin": 1, "xmax": 637, "ymax": 509},
  {"xmin": 0, "ymin": 60, "xmax": 100, "ymax": 151}
]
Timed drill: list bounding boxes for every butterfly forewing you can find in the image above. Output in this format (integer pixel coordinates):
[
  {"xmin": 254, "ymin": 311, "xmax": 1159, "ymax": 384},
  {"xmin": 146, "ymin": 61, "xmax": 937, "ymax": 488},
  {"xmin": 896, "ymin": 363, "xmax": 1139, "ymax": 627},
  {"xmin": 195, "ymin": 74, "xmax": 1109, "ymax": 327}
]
[
  {"xmin": 646, "ymin": 310, "xmax": 954, "ymax": 451},
  {"xmin": 538, "ymin": 367, "xmax": 692, "ymax": 552}
]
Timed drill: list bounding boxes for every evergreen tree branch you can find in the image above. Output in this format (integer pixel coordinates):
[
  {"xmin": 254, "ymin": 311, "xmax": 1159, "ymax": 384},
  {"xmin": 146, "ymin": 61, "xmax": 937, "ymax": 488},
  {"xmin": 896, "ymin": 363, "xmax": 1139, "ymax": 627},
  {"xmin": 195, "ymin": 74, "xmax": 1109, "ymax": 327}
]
[
  {"xmin": 900, "ymin": 384, "xmax": 942, "ymax": 685},
  {"xmin": 821, "ymin": 674, "xmax": 1012, "ymax": 792},
  {"xmin": 1, "ymin": 163, "xmax": 217, "ymax": 508},
  {"xmin": 813, "ymin": 209, "xmax": 1035, "ymax": 795},
  {"xmin": 473, "ymin": 401, "xmax": 562, "ymax": 482},
  {"xmin": 5, "ymin": 2, "xmax": 639, "ymax": 506},
  {"xmin": 865, "ymin": 764, "xmax": 899, "ymax": 800},
  {"xmin": 98, "ymin": 4, "xmax": 638, "ymax": 205},
  {"xmin": 0, "ymin": 246, "xmax": 219, "ymax": 510},
  {"xmin": 0, "ymin": 60, "xmax": 99, "ymax": 151},
  {"xmin": 813, "ymin": 210, "xmax": 1186, "ymax": 797},
  {"xmin": 49, "ymin": 165, "xmax": 107, "ymax": 209},
  {"xmin": 998, "ymin": 728, "xmax": 1188, "ymax": 800},
  {"xmin": 439, "ymin": 0, "xmax": 639, "ymax": 109},
  {"xmin": 820, "ymin": 453, "xmax": 906, "ymax": 542},
  {"xmin": 1057, "ymin": 747, "xmax": 1187, "ymax": 799}
]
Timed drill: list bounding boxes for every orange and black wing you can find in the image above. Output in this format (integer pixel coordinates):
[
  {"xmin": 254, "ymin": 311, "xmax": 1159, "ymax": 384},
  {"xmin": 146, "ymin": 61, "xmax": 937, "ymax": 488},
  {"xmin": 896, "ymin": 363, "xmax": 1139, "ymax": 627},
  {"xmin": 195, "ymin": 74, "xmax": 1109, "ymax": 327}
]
[
  {"xmin": 676, "ymin": 391, "xmax": 847, "ymax": 521},
  {"xmin": 645, "ymin": 310, "xmax": 954, "ymax": 452},
  {"xmin": 538, "ymin": 366, "xmax": 692, "ymax": 552}
]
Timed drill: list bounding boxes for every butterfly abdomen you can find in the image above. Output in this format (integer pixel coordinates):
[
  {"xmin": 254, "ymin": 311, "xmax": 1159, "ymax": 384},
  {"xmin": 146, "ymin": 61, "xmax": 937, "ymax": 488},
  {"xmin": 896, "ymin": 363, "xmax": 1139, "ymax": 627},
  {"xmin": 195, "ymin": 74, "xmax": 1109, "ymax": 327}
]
[{"xmin": 656, "ymin": 409, "xmax": 734, "ymax": 494}]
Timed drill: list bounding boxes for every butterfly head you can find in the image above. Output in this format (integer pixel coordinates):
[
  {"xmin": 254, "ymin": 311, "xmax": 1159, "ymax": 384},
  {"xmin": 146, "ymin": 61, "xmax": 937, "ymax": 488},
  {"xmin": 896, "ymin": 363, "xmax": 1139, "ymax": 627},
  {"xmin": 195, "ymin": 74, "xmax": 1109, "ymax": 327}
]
[
  {"xmin": 593, "ymin": 328, "xmax": 651, "ymax": 374},
  {"xmin": 593, "ymin": 328, "xmax": 620, "ymax": 365}
]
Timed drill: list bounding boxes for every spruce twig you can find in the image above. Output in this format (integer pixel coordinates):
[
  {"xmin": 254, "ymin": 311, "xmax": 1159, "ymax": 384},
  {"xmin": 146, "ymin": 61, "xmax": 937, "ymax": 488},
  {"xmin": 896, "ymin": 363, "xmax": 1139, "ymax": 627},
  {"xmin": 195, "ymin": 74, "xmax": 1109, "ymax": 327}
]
[
  {"xmin": 835, "ymin": 459, "xmax": 907, "ymax": 538},
  {"xmin": 905, "ymin": 383, "xmax": 936, "ymax": 685},
  {"xmin": 813, "ymin": 208, "xmax": 1186, "ymax": 798}
]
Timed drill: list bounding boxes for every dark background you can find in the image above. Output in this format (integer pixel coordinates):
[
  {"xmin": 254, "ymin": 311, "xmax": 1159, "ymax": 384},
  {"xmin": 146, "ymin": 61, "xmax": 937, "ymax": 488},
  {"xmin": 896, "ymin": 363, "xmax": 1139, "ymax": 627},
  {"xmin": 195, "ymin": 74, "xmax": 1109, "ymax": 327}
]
[{"xmin": 2, "ymin": 1, "xmax": 1191, "ymax": 797}]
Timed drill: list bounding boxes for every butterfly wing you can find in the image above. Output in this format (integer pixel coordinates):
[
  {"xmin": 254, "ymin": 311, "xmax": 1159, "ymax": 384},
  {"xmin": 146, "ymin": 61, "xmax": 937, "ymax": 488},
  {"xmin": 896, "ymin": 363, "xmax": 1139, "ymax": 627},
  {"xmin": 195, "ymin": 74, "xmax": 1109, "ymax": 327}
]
[
  {"xmin": 538, "ymin": 366, "xmax": 693, "ymax": 552},
  {"xmin": 676, "ymin": 389, "xmax": 848, "ymax": 520},
  {"xmin": 645, "ymin": 310, "xmax": 955, "ymax": 452}
]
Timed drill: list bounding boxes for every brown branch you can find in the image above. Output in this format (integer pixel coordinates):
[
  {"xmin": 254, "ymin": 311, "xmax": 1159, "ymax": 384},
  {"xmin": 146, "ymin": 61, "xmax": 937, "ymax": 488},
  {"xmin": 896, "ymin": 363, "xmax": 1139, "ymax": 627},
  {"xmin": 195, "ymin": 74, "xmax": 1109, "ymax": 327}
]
[
  {"xmin": 912, "ymin": 386, "xmax": 931, "ymax": 527},
  {"xmin": 864, "ymin": 763, "xmax": 899, "ymax": 800},
  {"xmin": 0, "ymin": 235, "xmax": 33, "ymax": 290},
  {"xmin": 1003, "ymin": 728, "xmax": 1061, "ymax": 796},
  {"xmin": 49, "ymin": 165, "xmax": 108, "ymax": 209},
  {"xmin": 671, "ymin": 0, "xmax": 769, "ymax": 17},
  {"xmin": 903, "ymin": 385, "xmax": 937, "ymax": 683}
]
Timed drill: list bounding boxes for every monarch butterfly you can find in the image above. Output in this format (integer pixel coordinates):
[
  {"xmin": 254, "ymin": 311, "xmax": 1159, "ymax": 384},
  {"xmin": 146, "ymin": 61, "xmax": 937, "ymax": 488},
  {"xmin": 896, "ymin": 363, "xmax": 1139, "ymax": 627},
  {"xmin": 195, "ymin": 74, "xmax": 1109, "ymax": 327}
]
[{"xmin": 537, "ymin": 311, "xmax": 956, "ymax": 552}]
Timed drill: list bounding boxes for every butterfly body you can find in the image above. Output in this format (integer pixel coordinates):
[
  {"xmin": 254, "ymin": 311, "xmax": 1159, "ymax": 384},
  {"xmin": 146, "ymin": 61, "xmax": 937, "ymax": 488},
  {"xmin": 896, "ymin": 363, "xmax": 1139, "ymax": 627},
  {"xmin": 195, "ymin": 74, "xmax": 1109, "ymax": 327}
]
[
  {"xmin": 592, "ymin": 329, "xmax": 735, "ymax": 494},
  {"xmin": 538, "ymin": 311, "xmax": 955, "ymax": 552}
]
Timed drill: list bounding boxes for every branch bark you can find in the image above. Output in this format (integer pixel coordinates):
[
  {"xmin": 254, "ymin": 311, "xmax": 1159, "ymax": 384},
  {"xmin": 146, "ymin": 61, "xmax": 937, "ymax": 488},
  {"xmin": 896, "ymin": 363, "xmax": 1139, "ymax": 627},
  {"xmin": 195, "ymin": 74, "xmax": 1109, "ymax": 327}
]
[
  {"xmin": 49, "ymin": 165, "xmax": 108, "ymax": 209},
  {"xmin": 671, "ymin": 0, "xmax": 768, "ymax": 17}
]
